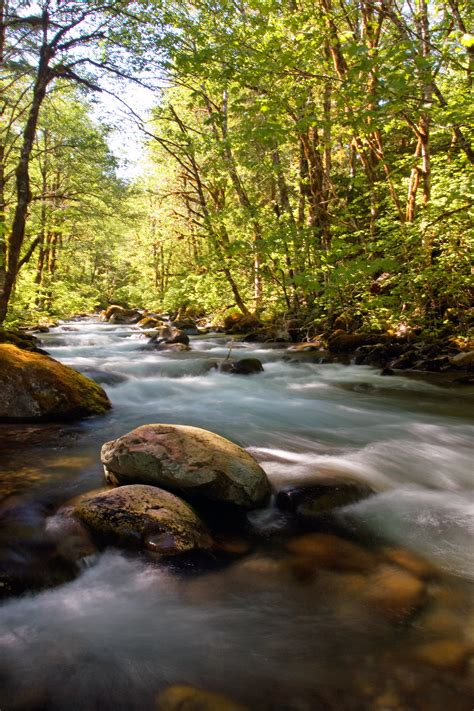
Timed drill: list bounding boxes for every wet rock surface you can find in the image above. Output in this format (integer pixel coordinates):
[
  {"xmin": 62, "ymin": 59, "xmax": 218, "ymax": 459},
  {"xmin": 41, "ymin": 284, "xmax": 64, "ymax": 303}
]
[
  {"xmin": 218, "ymin": 357, "xmax": 264, "ymax": 375},
  {"xmin": 0, "ymin": 345, "xmax": 111, "ymax": 422},
  {"xmin": 276, "ymin": 478, "xmax": 375, "ymax": 524},
  {"xmin": 73, "ymin": 484, "xmax": 213, "ymax": 555},
  {"xmin": 101, "ymin": 424, "xmax": 271, "ymax": 509}
]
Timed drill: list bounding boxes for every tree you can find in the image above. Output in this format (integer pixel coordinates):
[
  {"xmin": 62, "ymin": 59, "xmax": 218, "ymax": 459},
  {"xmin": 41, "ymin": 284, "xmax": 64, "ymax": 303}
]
[{"xmin": 0, "ymin": 0, "xmax": 137, "ymax": 323}]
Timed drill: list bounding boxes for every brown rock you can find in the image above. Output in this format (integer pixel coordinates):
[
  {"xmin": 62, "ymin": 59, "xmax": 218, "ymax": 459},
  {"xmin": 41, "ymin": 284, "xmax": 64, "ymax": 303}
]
[
  {"xmin": 0, "ymin": 345, "xmax": 111, "ymax": 422},
  {"xmin": 449, "ymin": 351, "xmax": 474, "ymax": 368},
  {"xmin": 365, "ymin": 564, "xmax": 425, "ymax": 618},
  {"xmin": 286, "ymin": 533, "xmax": 376, "ymax": 573},
  {"xmin": 155, "ymin": 684, "xmax": 250, "ymax": 711},
  {"xmin": 214, "ymin": 535, "xmax": 252, "ymax": 557},
  {"xmin": 413, "ymin": 639, "xmax": 472, "ymax": 673},
  {"xmin": 109, "ymin": 308, "xmax": 142, "ymax": 324},
  {"xmin": 104, "ymin": 304, "xmax": 124, "ymax": 320},
  {"xmin": 138, "ymin": 317, "xmax": 163, "ymax": 329},
  {"xmin": 327, "ymin": 330, "xmax": 389, "ymax": 353},
  {"xmin": 73, "ymin": 484, "xmax": 212, "ymax": 555},
  {"xmin": 382, "ymin": 547, "xmax": 438, "ymax": 579}
]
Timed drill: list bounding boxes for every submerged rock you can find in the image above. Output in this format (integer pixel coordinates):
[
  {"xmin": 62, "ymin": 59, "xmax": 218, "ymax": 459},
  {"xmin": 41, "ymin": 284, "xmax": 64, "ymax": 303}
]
[
  {"xmin": 101, "ymin": 424, "xmax": 271, "ymax": 509},
  {"xmin": 412, "ymin": 639, "xmax": 473, "ymax": 674},
  {"xmin": 364, "ymin": 564, "xmax": 425, "ymax": 619},
  {"xmin": 73, "ymin": 484, "xmax": 212, "ymax": 555},
  {"xmin": 155, "ymin": 684, "xmax": 250, "ymax": 711},
  {"xmin": 276, "ymin": 478, "xmax": 374, "ymax": 523},
  {"xmin": 218, "ymin": 357, "xmax": 264, "ymax": 375},
  {"xmin": 0, "ymin": 345, "xmax": 111, "ymax": 422},
  {"xmin": 382, "ymin": 547, "xmax": 438, "ymax": 580},
  {"xmin": 286, "ymin": 533, "xmax": 376, "ymax": 574}
]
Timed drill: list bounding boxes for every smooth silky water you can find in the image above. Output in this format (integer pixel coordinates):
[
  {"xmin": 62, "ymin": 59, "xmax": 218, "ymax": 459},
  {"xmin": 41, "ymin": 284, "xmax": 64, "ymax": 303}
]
[{"xmin": 1, "ymin": 320, "xmax": 473, "ymax": 710}]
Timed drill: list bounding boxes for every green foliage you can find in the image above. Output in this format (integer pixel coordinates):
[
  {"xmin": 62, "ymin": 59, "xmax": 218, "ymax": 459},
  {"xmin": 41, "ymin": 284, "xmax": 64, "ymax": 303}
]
[{"xmin": 3, "ymin": 0, "xmax": 472, "ymax": 335}]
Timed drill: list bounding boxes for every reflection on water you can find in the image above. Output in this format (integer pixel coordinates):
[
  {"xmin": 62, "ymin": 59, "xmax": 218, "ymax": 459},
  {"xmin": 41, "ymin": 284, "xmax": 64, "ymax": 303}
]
[{"xmin": 0, "ymin": 319, "xmax": 473, "ymax": 710}]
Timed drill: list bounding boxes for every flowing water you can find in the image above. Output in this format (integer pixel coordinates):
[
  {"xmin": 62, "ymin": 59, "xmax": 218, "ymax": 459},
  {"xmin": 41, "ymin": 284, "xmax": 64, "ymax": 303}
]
[{"xmin": 1, "ymin": 320, "xmax": 473, "ymax": 710}]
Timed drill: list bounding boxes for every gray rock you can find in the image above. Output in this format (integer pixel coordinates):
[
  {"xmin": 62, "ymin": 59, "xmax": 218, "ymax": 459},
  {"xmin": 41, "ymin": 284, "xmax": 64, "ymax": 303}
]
[{"xmin": 101, "ymin": 424, "xmax": 271, "ymax": 509}]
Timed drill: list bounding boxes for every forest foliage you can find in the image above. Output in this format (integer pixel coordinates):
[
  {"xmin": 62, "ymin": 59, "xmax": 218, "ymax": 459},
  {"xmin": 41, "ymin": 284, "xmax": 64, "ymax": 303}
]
[{"xmin": 1, "ymin": 0, "xmax": 472, "ymax": 333}]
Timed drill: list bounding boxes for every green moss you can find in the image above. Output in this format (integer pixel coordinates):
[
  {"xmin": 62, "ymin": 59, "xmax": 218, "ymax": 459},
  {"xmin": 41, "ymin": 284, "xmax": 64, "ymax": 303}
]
[{"xmin": 0, "ymin": 344, "xmax": 111, "ymax": 421}]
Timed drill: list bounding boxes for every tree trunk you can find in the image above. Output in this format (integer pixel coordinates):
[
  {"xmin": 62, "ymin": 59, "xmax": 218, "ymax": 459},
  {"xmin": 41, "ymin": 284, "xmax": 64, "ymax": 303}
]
[{"xmin": 0, "ymin": 19, "xmax": 51, "ymax": 323}]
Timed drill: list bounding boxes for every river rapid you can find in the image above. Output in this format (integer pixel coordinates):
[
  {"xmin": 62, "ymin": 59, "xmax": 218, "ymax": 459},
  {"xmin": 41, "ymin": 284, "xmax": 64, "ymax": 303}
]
[{"xmin": 1, "ymin": 319, "xmax": 473, "ymax": 710}]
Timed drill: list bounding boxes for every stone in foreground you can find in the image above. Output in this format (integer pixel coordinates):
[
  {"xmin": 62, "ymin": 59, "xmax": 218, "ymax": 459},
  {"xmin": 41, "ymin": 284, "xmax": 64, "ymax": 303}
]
[
  {"xmin": 0, "ymin": 344, "xmax": 111, "ymax": 422},
  {"xmin": 101, "ymin": 424, "xmax": 271, "ymax": 509},
  {"xmin": 74, "ymin": 484, "xmax": 212, "ymax": 554}
]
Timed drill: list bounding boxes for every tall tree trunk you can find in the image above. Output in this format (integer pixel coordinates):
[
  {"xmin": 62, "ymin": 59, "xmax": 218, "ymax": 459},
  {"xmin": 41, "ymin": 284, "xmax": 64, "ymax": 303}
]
[
  {"xmin": 0, "ymin": 0, "xmax": 8, "ymax": 301},
  {"xmin": 0, "ymin": 11, "xmax": 51, "ymax": 323}
]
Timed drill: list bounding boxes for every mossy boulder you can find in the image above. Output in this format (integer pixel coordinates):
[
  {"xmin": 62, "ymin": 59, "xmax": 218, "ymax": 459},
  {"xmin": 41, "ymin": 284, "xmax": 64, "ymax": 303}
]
[
  {"xmin": 138, "ymin": 316, "xmax": 163, "ymax": 329},
  {"xmin": 102, "ymin": 304, "xmax": 142, "ymax": 323},
  {"xmin": 101, "ymin": 424, "xmax": 271, "ymax": 509},
  {"xmin": 0, "ymin": 344, "xmax": 111, "ymax": 422},
  {"xmin": 0, "ymin": 328, "xmax": 43, "ymax": 353},
  {"xmin": 73, "ymin": 484, "xmax": 213, "ymax": 555}
]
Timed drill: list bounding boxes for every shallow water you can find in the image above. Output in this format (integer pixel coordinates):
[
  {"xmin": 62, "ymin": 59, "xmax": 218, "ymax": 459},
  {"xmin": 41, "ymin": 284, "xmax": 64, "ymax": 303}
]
[{"xmin": 1, "ymin": 319, "xmax": 473, "ymax": 710}]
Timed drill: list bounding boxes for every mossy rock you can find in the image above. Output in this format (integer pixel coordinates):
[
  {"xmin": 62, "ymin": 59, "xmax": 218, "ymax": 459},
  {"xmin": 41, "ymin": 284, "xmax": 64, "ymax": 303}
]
[
  {"xmin": 74, "ymin": 484, "xmax": 213, "ymax": 555},
  {"xmin": 138, "ymin": 316, "xmax": 163, "ymax": 329},
  {"xmin": 0, "ymin": 344, "xmax": 111, "ymax": 422},
  {"xmin": 0, "ymin": 329, "xmax": 43, "ymax": 353}
]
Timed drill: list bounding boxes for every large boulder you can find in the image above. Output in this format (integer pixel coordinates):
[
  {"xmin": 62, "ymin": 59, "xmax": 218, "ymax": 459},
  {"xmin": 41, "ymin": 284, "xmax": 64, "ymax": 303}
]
[
  {"xmin": 109, "ymin": 307, "xmax": 142, "ymax": 324},
  {"xmin": 0, "ymin": 344, "xmax": 111, "ymax": 422},
  {"xmin": 73, "ymin": 484, "xmax": 212, "ymax": 555},
  {"xmin": 0, "ymin": 328, "xmax": 44, "ymax": 353},
  {"xmin": 101, "ymin": 424, "xmax": 271, "ymax": 509}
]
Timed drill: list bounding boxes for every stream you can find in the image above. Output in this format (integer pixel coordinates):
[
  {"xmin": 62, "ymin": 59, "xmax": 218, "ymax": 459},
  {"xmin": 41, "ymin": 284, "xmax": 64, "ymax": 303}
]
[{"xmin": 1, "ymin": 319, "xmax": 473, "ymax": 710}]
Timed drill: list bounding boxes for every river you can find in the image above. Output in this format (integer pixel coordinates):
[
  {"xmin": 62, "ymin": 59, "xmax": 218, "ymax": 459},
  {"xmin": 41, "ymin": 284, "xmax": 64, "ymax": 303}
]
[{"xmin": 1, "ymin": 319, "xmax": 473, "ymax": 710}]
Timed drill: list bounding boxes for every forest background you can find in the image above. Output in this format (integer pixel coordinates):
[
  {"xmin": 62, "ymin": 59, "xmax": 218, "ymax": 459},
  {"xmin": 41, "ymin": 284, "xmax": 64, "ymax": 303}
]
[{"xmin": 1, "ymin": 0, "xmax": 472, "ymax": 336}]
